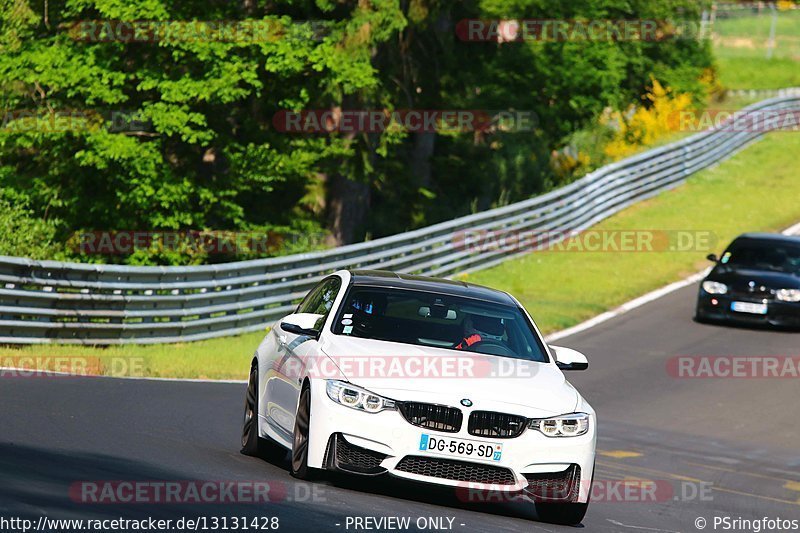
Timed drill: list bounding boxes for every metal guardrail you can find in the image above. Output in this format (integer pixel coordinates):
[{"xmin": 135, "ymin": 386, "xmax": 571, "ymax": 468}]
[
  {"xmin": 727, "ymin": 87, "xmax": 800, "ymax": 99},
  {"xmin": 1, "ymin": 95, "xmax": 799, "ymax": 344},
  {"xmin": 713, "ymin": 2, "xmax": 798, "ymax": 11}
]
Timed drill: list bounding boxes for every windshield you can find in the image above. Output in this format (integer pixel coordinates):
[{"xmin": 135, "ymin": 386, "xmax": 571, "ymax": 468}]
[
  {"xmin": 332, "ymin": 286, "xmax": 549, "ymax": 362},
  {"xmin": 721, "ymin": 241, "xmax": 800, "ymax": 274}
]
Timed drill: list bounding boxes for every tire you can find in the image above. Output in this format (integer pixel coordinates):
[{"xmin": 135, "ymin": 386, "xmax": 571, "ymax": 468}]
[
  {"xmin": 693, "ymin": 305, "xmax": 707, "ymax": 324},
  {"xmin": 290, "ymin": 383, "xmax": 315, "ymax": 480},
  {"xmin": 535, "ymin": 502, "xmax": 589, "ymax": 526},
  {"xmin": 535, "ymin": 463, "xmax": 592, "ymax": 526},
  {"xmin": 241, "ymin": 363, "xmax": 285, "ymax": 461}
]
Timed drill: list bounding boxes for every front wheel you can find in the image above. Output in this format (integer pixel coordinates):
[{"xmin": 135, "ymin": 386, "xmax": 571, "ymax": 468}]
[
  {"xmin": 290, "ymin": 384, "xmax": 316, "ymax": 480},
  {"xmin": 693, "ymin": 304, "xmax": 707, "ymax": 323},
  {"xmin": 535, "ymin": 502, "xmax": 589, "ymax": 526},
  {"xmin": 241, "ymin": 363, "xmax": 285, "ymax": 461},
  {"xmin": 241, "ymin": 364, "xmax": 262, "ymax": 455}
]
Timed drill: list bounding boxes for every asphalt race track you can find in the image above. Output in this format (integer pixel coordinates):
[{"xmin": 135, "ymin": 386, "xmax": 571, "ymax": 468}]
[{"xmin": 1, "ymin": 282, "xmax": 799, "ymax": 532}]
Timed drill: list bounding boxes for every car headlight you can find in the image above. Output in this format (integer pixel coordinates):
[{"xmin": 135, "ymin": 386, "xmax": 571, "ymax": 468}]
[
  {"xmin": 702, "ymin": 281, "xmax": 728, "ymax": 294},
  {"xmin": 529, "ymin": 413, "xmax": 590, "ymax": 437},
  {"xmin": 776, "ymin": 289, "xmax": 800, "ymax": 302},
  {"xmin": 325, "ymin": 380, "xmax": 396, "ymax": 413}
]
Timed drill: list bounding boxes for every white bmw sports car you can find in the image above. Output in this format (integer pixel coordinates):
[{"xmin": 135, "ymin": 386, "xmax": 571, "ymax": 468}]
[{"xmin": 241, "ymin": 270, "xmax": 596, "ymax": 525}]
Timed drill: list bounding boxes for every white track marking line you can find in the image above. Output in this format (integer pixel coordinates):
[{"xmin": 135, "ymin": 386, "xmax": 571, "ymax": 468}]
[
  {"xmin": 606, "ymin": 520, "xmax": 680, "ymax": 533},
  {"xmin": 783, "ymin": 220, "xmax": 800, "ymax": 236}
]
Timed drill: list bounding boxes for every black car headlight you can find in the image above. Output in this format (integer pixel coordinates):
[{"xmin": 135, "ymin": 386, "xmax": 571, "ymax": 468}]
[
  {"xmin": 702, "ymin": 281, "xmax": 728, "ymax": 295},
  {"xmin": 529, "ymin": 412, "xmax": 590, "ymax": 437},
  {"xmin": 325, "ymin": 380, "xmax": 396, "ymax": 413},
  {"xmin": 776, "ymin": 289, "xmax": 800, "ymax": 302}
]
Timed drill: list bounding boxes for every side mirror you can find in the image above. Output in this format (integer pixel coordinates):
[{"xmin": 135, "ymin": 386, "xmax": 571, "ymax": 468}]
[
  {"xmin": 280, "ymin": 313, "xmax": 323, "ymax": 338},
  {"xmin": 706, "ymin": 253, "xmax": 718, "ymax": 263},
  {"xmin": 550, "ymin": 345, "xmax": 589, "ymax": 371}
]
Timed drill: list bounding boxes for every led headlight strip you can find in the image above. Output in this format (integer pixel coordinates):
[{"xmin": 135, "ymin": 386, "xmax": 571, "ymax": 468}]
[
  {"xmin": 529, "ymin": 412, "xmax": 590, "ymax": 437},
  {"xmin": 325, "ymin": 380, "xmax": 396, "ymax": 413}
]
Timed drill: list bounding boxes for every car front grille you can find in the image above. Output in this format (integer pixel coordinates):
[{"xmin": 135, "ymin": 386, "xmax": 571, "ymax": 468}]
[
  {"xmin": 395, "ymin": 455, "xmax": 516, "ymax": 485},
  {"xmin": 468, "ymin": 410, "xmax": 527, "ymax": 439},
  {"xmin": 728, "ymin": 286, "xmax": 774, "ymax": 300},
  {"xmin": 523, "ymin": 465, "xmax": 581, "ymax": 502},
  {"xmin": 397, "ymin": 402, "xmax": 462, "ymax": 433}
]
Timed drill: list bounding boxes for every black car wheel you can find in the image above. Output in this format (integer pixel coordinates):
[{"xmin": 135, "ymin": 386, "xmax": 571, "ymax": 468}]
[
  {"xmin": 291, "ymin": 384, "xmax": 316, "ymax": 480},
  {"xmin": 241, "ymin": 363, "xmax": 286, "ymax": 461},
  {"xmin": 534, "ymin": 462, "xmax": 592, "ymax": 526},
  {"xmin": 241, "ymin": 364, "xmax": 261, "ymax": 454}
]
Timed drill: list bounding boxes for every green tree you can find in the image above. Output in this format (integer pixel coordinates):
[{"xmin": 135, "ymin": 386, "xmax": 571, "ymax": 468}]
[
  {"xmin": 0, "ymin": 0, "xmax": 713, "ymax": 261},
  {"xmin": 0, "ymin": 0, "xmax": 405, "ymax": 260}
]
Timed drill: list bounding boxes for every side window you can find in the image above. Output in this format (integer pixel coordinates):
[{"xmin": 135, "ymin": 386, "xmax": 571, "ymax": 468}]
[
  {"xmin": 297, "ymin": 284, "xmax": 324, "ymax": 314},
  {"xmin": 297, "ymin": 277, "xmax": 342, "ymax": 324}
]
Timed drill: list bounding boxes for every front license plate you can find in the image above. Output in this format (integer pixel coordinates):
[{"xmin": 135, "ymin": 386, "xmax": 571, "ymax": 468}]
[
  {"xmin": 419, "ymin": 434, "xmax": 503, "ymax": 462},
  {"xmin": 730, "ymin": 301, "xmax": 768, "ymax": 314}
]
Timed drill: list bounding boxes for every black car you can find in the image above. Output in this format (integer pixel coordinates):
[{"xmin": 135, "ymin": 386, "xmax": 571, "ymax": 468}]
[{"xmin": 695, "ymin": 233, "xmax": 800, "ymax": 328}]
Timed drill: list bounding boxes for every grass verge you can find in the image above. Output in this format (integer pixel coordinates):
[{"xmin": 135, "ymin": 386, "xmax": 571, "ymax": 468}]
[
  {"xmin": 0, "ymin": 330, "xmax": 264, "ymax": 381},
  {"xmin": 466, "ymin": 131, "xmax": 800, "ymax": 334},
  {"xmin": 713, "ymin": 10, "xmax": 800, "ymax": 89},
  {"xmin": 2, "ymin": 132, "xmax": 800, "ymax": 380}
]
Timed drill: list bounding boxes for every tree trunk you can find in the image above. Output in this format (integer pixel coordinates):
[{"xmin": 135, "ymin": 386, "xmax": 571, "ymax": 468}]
[
  {"xmin": 410, "ymin": 131, "xmax": 435, "ymax": 188},
  {"xmin": 326, "ymin": 173, "xmax": 370, "ymax": 246}
]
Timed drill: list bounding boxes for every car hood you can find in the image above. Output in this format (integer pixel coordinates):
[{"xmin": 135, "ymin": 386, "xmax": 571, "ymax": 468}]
[
  {"xmin": 318, "ymin": 334, "xmax": 578, "ymax": 418},
  {"xmin": 708, "ymin": 267, "xmax": 800, "ymax": 289}
]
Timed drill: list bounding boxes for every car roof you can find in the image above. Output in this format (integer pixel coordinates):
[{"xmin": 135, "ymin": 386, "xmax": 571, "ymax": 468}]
[
  {"xmin": 732, "ymin": 233, "xmax": 800, "ymax": 246},
  {"xmin": 348, "ymin": 270, "xmax": 516, "ymax": 305}
]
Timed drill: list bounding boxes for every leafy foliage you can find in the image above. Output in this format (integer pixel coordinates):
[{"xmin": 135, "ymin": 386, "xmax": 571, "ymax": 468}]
[
  {"xmin": 0, "ymin": 0, "xmax": 714, "ymax": 263},
  {"xmin": 0, "ymin": 193, "xmax": 62, "ymax": 258}
]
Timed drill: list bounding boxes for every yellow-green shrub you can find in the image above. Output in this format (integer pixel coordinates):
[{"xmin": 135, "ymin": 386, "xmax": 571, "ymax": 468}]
[{"xmin": 602, "ymin": 79, "xmax": 693, "ymax": 160}]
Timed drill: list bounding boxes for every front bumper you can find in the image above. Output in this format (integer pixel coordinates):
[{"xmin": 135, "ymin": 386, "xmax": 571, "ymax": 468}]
[
  {"xmin": 307, "ymin": 383, "xmax": 596, "ymax": 503},
  {"xmin": 696, "ymin": 292, "xmax": 800, "ymax": 328}
]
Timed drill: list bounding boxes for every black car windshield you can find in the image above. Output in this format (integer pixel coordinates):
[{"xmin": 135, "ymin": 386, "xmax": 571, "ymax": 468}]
[
  {"xmin": 332, "ymin": 286, "xmax": 549, "ymax": 362},
  {"xmin": 721, "ymin": 241, "xmax": 800, "ymax": 274}
]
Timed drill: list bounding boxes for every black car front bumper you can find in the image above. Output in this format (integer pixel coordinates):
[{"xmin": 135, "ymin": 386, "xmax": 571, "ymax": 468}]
[{"xmin": 695, "ymin": 291, "xmax": 800, "ymax": 328}]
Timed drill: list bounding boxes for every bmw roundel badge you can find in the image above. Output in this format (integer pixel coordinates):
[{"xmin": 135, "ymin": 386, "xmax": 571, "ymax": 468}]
[{"xmin": 461, "ymin": 399, "xmax": 473, "ymax": 407}]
